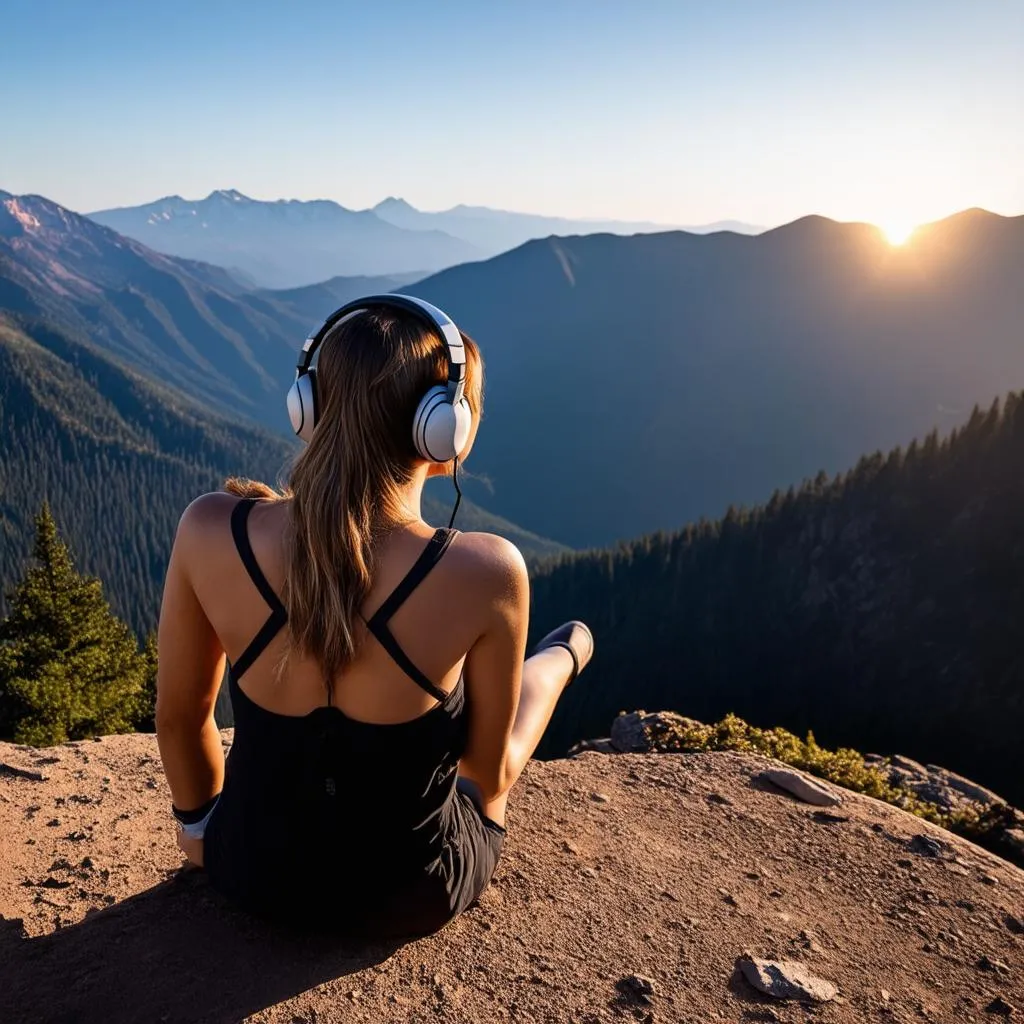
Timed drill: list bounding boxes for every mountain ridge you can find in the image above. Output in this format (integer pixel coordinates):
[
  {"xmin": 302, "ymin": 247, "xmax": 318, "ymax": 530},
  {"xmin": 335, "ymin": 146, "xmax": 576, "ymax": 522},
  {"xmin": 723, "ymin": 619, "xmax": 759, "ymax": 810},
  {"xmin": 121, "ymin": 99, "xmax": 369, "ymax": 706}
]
[{"xmin": 405, "ymin": 206, "xmax": 1024, "ymax": 546}]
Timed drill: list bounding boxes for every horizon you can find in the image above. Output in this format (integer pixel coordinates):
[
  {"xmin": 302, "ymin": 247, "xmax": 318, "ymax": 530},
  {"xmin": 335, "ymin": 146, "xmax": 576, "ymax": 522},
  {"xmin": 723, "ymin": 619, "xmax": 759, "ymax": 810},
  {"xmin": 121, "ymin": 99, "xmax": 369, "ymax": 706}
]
[
  {"xmin": 5, "ymin": 184, "xmax": 1019, "ymax": 244},
  {"xmin": 2, "ymin": 0, "xmax": 1022, "ymax": 231}
]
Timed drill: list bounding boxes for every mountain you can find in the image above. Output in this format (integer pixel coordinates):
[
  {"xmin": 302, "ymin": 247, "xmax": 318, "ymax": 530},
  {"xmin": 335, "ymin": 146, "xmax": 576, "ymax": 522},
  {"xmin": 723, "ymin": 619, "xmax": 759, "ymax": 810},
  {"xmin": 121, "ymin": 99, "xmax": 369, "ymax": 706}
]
[
  {"xmin": 0, "ymin": 189, "xmax": 305, "ymax": 431},
  {"xmin": 407, "ymin": 209, "xmax": 1024, "ymax": 546},
  {"xmin": 88, "ymin": 191, "xmax": 482, "ymax": 288},
  {"xmin": 257, "ymin": 271, "xmax": 425, "ymax": 326},
  {"xmin": 3, "ymin": 732, "xmax": 1023, "ymax": 1021},
  {"xmin": 372, "ymin": 196, "xmax": 761, "ymax": 254},
  {"xmin": 0, "ymin": 315, "xmax": 566, "ymax": 635},
  {"xmin": 529, "ymin": 393, "xmax": 1024, "ymax": 805}
]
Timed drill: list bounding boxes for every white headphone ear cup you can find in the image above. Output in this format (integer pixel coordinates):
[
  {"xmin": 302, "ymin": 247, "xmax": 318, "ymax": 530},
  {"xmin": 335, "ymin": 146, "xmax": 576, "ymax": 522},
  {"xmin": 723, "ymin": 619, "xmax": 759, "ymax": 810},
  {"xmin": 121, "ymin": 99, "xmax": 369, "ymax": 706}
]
[
  {"xmin": 413, "ymin": 385, "xmax": 473, "ymax": 462},
  {"xmin": 287, "ymin": 371, "xmax": 318, "ymax": 443}
]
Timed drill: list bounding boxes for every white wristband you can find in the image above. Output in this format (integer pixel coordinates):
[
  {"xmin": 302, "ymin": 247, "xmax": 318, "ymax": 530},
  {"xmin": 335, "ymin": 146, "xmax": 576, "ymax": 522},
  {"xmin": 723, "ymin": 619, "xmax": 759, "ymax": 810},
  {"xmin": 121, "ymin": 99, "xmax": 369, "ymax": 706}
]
[{"xmin": 176, "ymin": 797, "xmax": 219, "ymax": 840}]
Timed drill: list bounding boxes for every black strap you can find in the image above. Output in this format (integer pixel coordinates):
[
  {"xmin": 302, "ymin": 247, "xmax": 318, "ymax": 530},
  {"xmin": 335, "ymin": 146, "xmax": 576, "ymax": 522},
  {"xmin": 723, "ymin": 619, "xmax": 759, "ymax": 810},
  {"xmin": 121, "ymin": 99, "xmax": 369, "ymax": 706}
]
[
  {"xmin": 230, "ymin": 498, "xmax": 288, "ymax": 681},
  {"xmin": 365, "ymin": 528, "xmax": 457, "ymax": 703}
]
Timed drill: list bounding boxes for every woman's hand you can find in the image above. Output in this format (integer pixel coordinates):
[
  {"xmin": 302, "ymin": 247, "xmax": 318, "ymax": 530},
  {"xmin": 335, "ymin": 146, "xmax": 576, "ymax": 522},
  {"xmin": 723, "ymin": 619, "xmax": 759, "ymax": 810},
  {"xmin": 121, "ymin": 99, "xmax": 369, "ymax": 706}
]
[{"xmin": 177, "ymin": 830, "xmax": 205, "ymax": 868}]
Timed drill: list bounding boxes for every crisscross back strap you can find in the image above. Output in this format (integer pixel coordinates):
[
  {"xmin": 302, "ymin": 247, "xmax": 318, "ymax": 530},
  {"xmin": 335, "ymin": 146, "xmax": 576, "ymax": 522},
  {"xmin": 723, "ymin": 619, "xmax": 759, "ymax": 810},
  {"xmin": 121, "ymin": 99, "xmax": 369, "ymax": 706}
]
[
  {"xmin": 230, "ymin": 498, "xmax": 288, "ymax": 680},
  {"xmin": 365, "ymin": 528, "xmax": 457, "ymax": 703}
]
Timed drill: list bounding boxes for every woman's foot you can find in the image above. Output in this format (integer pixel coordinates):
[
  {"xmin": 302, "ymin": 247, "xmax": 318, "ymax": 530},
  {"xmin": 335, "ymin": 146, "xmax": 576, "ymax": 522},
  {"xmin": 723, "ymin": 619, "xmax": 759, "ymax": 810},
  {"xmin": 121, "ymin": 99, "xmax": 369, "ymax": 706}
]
[{"xmin": 531, "ymin": 621, "xmax": 594, "ymax": 685}]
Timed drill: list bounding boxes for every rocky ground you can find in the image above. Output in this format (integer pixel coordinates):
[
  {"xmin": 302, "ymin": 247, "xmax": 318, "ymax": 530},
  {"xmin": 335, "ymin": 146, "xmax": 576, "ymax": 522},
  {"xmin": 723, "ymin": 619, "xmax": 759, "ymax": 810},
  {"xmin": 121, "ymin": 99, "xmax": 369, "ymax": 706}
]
[{"xmin": 1, "ymin": 731, "xmax": 1022, "ymax": 1024}]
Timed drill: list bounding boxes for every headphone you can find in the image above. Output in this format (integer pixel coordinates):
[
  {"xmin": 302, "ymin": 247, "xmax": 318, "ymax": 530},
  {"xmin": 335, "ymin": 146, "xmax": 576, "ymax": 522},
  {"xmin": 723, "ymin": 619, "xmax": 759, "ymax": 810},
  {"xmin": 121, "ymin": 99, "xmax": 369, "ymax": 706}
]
[{"xmin": 285, "ymin": 294, "xmax": 472, "ymax": 463}]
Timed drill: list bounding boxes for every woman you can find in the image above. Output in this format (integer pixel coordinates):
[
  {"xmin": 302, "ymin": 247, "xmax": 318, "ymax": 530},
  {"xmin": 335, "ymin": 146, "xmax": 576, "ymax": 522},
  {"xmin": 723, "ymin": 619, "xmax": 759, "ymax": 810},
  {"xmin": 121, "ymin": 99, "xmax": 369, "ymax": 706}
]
[{"xmin": 155, "ymin": 297, "xmax": 593, "ymax": 937}]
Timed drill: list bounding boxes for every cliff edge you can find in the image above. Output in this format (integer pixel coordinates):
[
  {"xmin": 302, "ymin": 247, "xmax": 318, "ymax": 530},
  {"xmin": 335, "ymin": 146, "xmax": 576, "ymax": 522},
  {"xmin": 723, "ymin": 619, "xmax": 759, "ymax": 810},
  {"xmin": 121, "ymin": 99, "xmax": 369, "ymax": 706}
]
[{"xmin": 1, "ymin": 732, "xmax": 1022, "ymax": 1023}]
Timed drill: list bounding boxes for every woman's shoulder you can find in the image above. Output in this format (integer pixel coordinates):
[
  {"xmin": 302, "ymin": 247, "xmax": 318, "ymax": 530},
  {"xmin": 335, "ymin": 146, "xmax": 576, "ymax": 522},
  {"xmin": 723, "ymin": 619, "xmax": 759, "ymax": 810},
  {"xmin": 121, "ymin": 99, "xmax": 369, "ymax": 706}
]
[
  {"xmin": 448, "ymin": 530, "xmax": 529, "ymax": 594},
  {"xmin": 176, "ymin": 490, "xmax": 241, "ymax": 534}
]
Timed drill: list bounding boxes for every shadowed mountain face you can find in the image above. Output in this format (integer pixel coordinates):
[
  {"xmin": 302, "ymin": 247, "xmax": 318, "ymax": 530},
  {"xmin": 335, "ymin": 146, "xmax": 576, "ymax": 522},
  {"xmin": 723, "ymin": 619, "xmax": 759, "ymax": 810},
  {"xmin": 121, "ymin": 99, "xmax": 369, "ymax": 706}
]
[
  {"xmin": 407, "ymin": 210, "xmax": 1024, "ymax": 547},
  {"xmin": 257, "ymin": 272, "xmax": 425, "ymax": 327},
  {"xmin": 88, "ymin": 191, "xmax": 483, "ymax": 288},
  {"xmin": 372, "ymin": 196, "xmax": 762, "ymax": 255}
]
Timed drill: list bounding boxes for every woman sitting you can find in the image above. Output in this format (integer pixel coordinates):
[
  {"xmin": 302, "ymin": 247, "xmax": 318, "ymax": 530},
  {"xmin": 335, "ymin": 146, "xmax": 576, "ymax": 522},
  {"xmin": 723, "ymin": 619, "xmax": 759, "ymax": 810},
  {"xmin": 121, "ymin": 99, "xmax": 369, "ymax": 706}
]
[{"xmin": 155, "ymin": 295, "xmax": 593, "ymax": 936}]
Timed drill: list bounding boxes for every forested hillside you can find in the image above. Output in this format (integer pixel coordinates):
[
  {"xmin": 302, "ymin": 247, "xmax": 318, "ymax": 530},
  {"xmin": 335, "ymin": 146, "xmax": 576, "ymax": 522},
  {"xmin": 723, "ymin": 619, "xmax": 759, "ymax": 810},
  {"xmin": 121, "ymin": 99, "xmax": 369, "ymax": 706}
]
[
  {"xmin": 530, "ymin": 394, "xmax": 1024, "ymax": 804},
  {"xmin": 0, "ymin": 317, "xmax": 565, "ymax": 635},
  {"xmin": 0, "ymin": 316, "xmax": 293, "ymax": 633}
]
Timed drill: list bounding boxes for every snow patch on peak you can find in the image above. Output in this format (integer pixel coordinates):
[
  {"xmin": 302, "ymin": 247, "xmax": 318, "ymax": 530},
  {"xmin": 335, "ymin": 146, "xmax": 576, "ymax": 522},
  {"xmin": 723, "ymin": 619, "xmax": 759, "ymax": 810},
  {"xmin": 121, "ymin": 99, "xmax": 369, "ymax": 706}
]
[
  {"xmin": 3, "ymin": 198, "xmax": 41, "ymax": 232},
  {"xmin": 209, "ymin": 189, "xmax": 250, "ymax": 203}
]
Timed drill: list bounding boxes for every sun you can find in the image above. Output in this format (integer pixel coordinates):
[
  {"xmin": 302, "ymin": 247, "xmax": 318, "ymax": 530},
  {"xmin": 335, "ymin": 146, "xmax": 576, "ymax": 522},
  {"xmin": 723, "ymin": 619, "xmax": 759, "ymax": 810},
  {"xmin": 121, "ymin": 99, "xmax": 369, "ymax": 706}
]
[{"xmin": 881, "ymin": 221, "xmax": 915, "ymax": 246}]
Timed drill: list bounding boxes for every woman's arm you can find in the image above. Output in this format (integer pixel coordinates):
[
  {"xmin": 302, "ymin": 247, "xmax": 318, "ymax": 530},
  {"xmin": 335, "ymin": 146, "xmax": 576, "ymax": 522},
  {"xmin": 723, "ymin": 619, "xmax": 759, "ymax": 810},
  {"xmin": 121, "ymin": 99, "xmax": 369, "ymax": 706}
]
[
  {"xmin": 458, "ymin": 536, "xmax": 530, "ymax": 803},
  {"xmin": 156, "ymin": 500, "xmax": 227, "ymax": 817}
]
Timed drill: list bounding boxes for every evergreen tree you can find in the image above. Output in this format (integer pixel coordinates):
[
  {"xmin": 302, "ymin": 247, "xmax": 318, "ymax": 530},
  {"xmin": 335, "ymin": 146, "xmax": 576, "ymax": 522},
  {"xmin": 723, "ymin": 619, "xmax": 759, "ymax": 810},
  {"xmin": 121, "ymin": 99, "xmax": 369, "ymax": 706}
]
[{"xmin": 0, "ymin": 503, "xmax": 149, "ymax": 745}]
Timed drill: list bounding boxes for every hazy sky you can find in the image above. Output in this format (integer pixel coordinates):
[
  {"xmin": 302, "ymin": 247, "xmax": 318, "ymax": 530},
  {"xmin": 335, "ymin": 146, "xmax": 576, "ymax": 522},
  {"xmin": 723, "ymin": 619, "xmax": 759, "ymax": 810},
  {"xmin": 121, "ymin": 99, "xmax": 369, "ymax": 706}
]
[{"xmin": 3, "ymin": 0, "xmax": 1021, "ymax": 229}]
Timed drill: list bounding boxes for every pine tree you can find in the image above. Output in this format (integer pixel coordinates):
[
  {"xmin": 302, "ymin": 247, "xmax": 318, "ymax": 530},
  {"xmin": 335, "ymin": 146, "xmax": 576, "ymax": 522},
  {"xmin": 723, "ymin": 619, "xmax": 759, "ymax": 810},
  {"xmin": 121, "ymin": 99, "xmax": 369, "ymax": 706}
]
[{"xmin": 0, "ymin": 502, "xmax": 149, "ymax": 745}]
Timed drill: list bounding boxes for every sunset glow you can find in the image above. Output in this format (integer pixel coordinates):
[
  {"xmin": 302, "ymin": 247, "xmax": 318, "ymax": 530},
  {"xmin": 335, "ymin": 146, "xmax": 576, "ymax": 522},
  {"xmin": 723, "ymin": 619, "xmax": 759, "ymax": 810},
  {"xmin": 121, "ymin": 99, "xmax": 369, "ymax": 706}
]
[{"xmin": 882, "ymin": 222, "xmax": 916, "ymax": 246}]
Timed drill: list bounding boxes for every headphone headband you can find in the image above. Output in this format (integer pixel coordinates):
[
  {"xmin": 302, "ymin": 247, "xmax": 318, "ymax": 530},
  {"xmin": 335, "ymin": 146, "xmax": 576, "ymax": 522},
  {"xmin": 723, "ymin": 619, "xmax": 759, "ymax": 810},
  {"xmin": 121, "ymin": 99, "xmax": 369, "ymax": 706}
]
[{"xmin": 298, "ymin": 293, "xmax": 466, "ymax": 404}]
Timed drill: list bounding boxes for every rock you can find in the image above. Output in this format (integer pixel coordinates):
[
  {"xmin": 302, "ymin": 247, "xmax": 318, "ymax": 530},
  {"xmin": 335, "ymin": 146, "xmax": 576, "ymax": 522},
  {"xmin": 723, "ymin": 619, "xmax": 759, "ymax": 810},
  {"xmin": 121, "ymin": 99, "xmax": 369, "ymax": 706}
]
[
  {"xmin": 590, "ymin": 792, "xmax": 611, "ymax": 804},
  {"xmin": 909, "ymin": 834, "xmax": 944, "ymax": 858},
  {"xmin": 1004, "ymin": 913, "xmax": 1024, "ymax": 935},
  {"xmin": 1006, "ymin": 830, "xmax": 1024, "ymax": 857},
  {"xmin": 756, "ymin": 769, "xmax": 842, "ymax": 807},
  {"xmin": 610, "ymin": 712, "xmax": 655, "ymax": 753},
  {"xmin": 0, "ymin": 762, "xmax": 48, "ymax": 783},
  {"xmin": 616, "ymin": 974, "xmax": 656, "ymax": 1005},
  {"xmin": 985, "ymin": 995, "xmax": 1016, "ymax": 1016},
  {"xmin": 568, "ymin": 738, "xmax": 617, "ymax": 755},
  {"xmin": 978, "ymin": 956, "xmax": 1011, "ymax": 976},
  {"xmin": 737, "ymin": 956, "xmax": 838, "ymax": 1003}
]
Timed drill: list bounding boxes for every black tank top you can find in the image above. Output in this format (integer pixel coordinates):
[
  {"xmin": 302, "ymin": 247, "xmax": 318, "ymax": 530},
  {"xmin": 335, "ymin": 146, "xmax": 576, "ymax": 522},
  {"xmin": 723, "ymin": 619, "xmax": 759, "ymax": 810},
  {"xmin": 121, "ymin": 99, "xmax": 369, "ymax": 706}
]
[{"xmin": 203, "ymin": 498, "xmax": 494, "ymax": 933}]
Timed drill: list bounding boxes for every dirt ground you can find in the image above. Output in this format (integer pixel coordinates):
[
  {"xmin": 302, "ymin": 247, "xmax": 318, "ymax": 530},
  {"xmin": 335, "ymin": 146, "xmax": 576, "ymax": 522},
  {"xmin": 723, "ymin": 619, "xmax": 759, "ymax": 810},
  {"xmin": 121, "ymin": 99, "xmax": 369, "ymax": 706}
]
[{"xmin": 1, "ymin": 732, "xmax": 1021, "ymax": 1023}]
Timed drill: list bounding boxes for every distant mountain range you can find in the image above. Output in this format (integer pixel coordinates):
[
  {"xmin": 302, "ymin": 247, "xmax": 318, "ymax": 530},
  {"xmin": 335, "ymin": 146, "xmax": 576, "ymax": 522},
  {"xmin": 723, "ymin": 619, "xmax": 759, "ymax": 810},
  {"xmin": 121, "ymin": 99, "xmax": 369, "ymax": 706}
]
[
  {"xmin": 88, "ymin": 189, "xmax": 762, "ymax": 288},
  {"xmin": 370, "ymin": 196, "xmax": 759, "ymax": 257},
  {"xmin": 407, "ymin": 209, "xmax": 1024, "ymax": 545},
  {"xmin": 5, "ymin": 188, "xmax": 1022, "ymax": 551}
]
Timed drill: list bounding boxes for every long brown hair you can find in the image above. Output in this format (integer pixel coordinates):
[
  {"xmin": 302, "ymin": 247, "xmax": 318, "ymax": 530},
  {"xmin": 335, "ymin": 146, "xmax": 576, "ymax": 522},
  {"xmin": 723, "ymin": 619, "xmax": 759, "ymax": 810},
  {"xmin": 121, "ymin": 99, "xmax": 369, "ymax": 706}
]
[{"xmin": 226, "ymin": 307, "xmax": 483, "ymax": 688}]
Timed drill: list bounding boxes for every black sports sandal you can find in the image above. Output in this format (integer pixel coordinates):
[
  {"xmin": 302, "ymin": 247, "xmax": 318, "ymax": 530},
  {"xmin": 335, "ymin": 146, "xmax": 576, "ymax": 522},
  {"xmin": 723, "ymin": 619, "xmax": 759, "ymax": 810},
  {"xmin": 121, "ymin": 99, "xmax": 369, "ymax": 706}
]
[{"xmin": 531, "ymin": 620, "xmax": 594, "ymax": 684}]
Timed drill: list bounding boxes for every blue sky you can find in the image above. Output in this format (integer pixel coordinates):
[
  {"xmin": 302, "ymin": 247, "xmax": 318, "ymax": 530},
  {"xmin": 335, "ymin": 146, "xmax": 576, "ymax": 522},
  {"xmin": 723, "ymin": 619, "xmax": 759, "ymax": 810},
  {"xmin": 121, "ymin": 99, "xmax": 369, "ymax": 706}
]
[{"xmin": 3, "ymin": 0, "xmax": 1021, "ymax": 229}]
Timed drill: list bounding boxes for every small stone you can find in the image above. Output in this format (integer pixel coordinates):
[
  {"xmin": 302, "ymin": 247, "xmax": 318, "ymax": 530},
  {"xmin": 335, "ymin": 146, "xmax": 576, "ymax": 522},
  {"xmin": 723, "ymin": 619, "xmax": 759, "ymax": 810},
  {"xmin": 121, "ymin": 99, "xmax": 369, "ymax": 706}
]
[
  {"xmin": 981, "ymin": 874, "xmax": 999, "ymax": 886},
  {"xmin": 591, "ymin": 792, "xmax": 611, "ymax": 804},
  {"xmin": 582, "ymin": 867, "xmax": 598, "ymax": 878},
  {"xmin": 616, "ymin": 974, "xmax": 656, "ymax": 1005},
  {"xmin": 880, "ymin": 989, "xmax": 891, "ymax": 1002},
  {"xmin": 706, "ymin": 792, "xmax": 733, "ymax": 806},
  {"xmin": 562, "ymin": 840, "xmax": 580, "ymax": 855},
  {"xmin": 908, "ymin": 834, "xmax": 944, "ymax": 858},
  {"xmin": 0, "ymin": 762, "xmax": 48, "ymax": 783},
  {"xmin": 1004, "ymin": 913, "xmax": 1024, "ymax": 935},
  {"xmin": 984, "ymin": 995, "xmax": 1015, "ymax": 1016},
  {"xmin": 737, "ymin": 956, "xmax": 837, "ymax": 1003},
  {"xmin": 978, "ymin": 956, "xmax": 1011, "ymax": 976},
  {"xmin": 756, "ymin": 769, "xmax": 842, "ymax": 807}
]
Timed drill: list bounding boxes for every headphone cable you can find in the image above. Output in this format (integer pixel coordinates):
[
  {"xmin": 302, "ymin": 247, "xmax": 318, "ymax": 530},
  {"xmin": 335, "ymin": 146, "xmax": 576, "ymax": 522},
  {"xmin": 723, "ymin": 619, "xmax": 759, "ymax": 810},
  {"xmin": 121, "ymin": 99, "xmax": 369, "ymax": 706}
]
[{"xmin": 448, "ymin": 457, "xmax": 463, "ymax": 530}]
